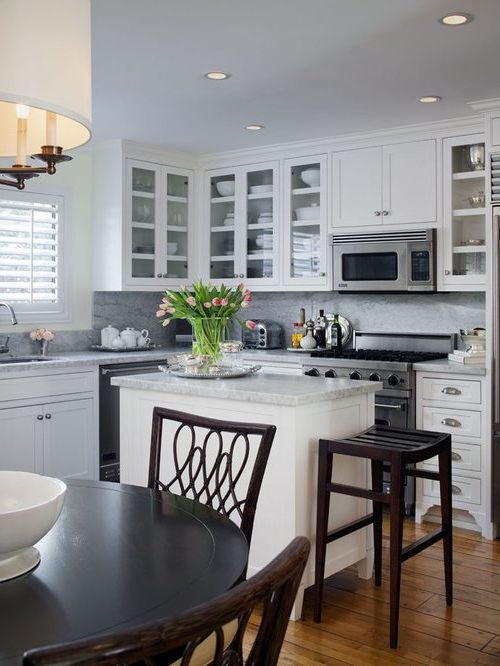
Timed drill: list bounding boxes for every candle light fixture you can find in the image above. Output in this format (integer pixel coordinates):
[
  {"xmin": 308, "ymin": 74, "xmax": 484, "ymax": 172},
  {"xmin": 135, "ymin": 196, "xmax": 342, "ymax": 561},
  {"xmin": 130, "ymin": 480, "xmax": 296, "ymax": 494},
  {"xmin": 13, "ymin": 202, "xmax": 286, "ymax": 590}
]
[{"xmin": 0, "ymin": 0, "xmax": 92, "ymax": 190}]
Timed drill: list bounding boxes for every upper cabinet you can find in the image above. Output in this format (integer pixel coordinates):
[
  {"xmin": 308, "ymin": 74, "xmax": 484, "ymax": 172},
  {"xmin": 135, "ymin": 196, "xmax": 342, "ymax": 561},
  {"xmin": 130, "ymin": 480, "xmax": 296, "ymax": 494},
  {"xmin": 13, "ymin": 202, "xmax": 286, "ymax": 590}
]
[
  {"xmin": 283, "ymin": 155, "xmax": 328, "ymax": 287},
  {"xmin": 331, "ymin": 139, "xmax": 437, "ymax": 230},
  {"xmin": 441, "ymin": 134, "xmax": 486, "ymax": 290},
  {"xmin": 206, "ymin": 162, "xmax": 279, "ymax": 287}
]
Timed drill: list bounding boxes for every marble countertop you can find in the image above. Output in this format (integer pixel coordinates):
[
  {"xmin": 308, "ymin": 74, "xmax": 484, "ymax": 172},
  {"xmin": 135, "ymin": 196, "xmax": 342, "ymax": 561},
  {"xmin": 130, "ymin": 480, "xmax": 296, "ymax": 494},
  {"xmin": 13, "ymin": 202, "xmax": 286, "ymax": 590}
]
[
  {"xmin": 412, "ymin": 359, "xmax": 486, "ymax": 376},
  {"xmin": 111, "ymin": 372, "xmax": 381, "ymax": 407}
]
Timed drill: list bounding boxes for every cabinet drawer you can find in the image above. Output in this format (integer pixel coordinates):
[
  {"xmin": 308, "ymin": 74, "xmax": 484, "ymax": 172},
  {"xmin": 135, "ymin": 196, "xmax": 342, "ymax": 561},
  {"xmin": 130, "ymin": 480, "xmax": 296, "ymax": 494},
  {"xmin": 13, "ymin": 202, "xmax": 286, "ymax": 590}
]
[
  {"xmin": 422, "ymin": 441, "xmax": 481, "ymax": 473},
  {"xmin": 423, "ymin": 475, "xmax": 481, "ymax": 506},
  {"xmin": 422, "ymin": 406, "xmax": 481, "ymax": 438},
  {"xmin": 0, "ymin": 371, "xmax": 95, "ymax": 403},
  {"xmin": 421, "ymin": 377, "xmax": 481, "ymax": 405}
]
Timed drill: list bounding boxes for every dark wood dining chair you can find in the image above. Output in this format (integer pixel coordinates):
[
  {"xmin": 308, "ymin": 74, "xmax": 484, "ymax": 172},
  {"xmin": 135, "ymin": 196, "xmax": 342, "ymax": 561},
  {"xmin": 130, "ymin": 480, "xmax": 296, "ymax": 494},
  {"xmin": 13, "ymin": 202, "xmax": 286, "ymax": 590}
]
[
  {"xmin": 23, "ymin": 536, "xmax": 310, "ymax": 666},
  {"xmin": 147, "ymin": 407, "xmax": 276, "ymax": 548}
]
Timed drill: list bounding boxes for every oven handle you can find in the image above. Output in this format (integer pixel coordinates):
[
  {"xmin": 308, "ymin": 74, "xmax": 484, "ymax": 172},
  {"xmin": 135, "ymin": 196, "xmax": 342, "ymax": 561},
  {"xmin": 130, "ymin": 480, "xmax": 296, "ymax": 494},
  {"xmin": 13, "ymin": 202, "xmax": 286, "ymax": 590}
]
[{"xmin": 375, "ymin": 402, "xmax": 405, "ymax": 411}]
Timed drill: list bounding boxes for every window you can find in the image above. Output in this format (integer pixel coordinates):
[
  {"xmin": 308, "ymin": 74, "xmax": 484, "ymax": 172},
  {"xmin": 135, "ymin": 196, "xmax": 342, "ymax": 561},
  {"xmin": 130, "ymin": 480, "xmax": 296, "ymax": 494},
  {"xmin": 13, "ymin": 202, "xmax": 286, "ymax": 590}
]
[{"xmin": 0, "ymin": 189, "xmax": 68, "ymax": 322}]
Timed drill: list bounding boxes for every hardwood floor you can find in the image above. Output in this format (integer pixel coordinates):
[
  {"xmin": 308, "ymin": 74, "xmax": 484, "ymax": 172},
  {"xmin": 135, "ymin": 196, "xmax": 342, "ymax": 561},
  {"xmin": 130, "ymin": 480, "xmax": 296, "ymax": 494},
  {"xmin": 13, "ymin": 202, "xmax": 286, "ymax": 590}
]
[{"xmin": 259, "ymin": 519, "xmax": 500, "ymax": 664}]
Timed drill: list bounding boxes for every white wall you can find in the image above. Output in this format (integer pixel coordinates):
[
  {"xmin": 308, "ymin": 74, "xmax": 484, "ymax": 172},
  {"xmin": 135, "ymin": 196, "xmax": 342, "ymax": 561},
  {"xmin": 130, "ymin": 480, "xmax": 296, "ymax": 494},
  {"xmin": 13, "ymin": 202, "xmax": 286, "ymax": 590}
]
[{"xmin": 0, "ymin": 149, "xmax": 93, "ymax": 333}]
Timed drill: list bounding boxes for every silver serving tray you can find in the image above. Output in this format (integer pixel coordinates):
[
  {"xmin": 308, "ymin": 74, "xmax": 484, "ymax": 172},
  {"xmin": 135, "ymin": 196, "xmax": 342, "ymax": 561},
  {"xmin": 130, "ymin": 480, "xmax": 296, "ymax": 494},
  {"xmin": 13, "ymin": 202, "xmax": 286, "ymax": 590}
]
[
  {"xmin": 158, "ymin": 363, "xmax": 261, "ymax": 379},
  {"xmin": 91, "ymin": 344, "xmax": 157, "ymax": 352}
]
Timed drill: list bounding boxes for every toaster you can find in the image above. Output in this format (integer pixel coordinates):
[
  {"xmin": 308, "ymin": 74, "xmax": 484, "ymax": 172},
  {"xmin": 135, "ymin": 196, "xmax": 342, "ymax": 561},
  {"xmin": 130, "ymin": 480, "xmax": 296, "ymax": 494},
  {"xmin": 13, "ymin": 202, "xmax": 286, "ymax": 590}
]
[{"xmin": 243, "ymin": 319, "xmax": 283, "ymax": 349}]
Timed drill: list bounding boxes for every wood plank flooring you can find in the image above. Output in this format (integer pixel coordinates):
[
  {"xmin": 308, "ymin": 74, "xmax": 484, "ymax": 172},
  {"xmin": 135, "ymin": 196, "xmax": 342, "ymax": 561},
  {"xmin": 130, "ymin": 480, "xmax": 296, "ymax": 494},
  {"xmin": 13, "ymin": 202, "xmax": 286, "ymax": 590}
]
[{"xmin": 257, "ymin": 519, "xmax": 500, "ymax": 664}]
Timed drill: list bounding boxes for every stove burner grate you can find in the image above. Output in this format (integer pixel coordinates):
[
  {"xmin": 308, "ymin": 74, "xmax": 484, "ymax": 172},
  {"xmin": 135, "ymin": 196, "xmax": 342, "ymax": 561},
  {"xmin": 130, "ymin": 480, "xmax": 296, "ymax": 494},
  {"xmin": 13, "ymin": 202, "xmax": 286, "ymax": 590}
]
[{"xmin": 309, "ymin": 349, "xmax": 448, "ymax": 363}]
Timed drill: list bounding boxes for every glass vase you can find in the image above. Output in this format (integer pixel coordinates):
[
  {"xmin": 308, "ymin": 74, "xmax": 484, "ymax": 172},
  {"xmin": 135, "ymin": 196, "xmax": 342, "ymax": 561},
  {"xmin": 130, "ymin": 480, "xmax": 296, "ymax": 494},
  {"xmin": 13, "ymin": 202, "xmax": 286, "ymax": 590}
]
[{"xmin": 190, "ymin": 317, "xmax": 228, "ymax": 364}]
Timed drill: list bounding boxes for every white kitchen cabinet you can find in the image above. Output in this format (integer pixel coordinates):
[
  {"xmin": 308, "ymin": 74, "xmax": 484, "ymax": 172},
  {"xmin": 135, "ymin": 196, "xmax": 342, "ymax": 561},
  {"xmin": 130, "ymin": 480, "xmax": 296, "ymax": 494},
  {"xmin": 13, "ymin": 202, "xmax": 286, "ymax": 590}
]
[
  {"xmin": 0, "ymin": 405, "xmax": 43, "ymax": 472},
  {"xmin": 331, "ymin": 139, "xmax": 436, "ymax": 230},
  {"xmin": 441, "ymin": 134, "xmax": 486, "ymax": 291},
  {"xmin": 206, "ymin": 162, "xmax": 279, "ymax": 287},
  {"xmin": 283, "ymin": 155, "xmax": 328, "ymax": 287}
]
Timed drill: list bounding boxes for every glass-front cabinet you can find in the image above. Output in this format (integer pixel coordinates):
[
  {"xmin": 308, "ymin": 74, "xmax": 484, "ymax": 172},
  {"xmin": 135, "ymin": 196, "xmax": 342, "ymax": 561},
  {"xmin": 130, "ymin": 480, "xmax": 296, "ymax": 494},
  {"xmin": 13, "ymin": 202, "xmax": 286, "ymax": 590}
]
[
  {"xmin": 207, "ymin": 161, "xmax": 279, "ymax": 286},
  {"xmin": 126, "ymin": 160, "xmax": 192, "ymax": 286},
  {"xmin": 442, "ymin": 134, "xmax": 486, "ymax": 289},
  {"xmin": 283, "ymin": 155, "xmax": 328, "ymax": 286}
]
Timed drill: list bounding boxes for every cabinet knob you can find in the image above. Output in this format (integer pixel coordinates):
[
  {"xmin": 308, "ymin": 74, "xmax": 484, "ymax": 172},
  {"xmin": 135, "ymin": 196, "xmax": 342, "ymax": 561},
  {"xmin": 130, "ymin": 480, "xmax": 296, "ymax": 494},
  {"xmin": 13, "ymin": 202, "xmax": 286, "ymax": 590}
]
[
  {"xmin": 37, "ymin": 414, "xmax": 43, "ymax": 421},
  {"xmin": 163, "ymin": 273, "xmax": 168, "ymax": 278},
  {"xmin": 239, "ymin": 274, "xmax": 245, "ymax": 278},
  {"xmin": 233, "ymin": 273, "xmax": 238, "ymax": 278},
  {"xmin": 451, "ymin": 484, "xmax": 462, "ymax": 495},
  {"xmin": 444, "ymin": 270, "xmax": 451, "ymax": 275},
  {"xmin": 157, "ymin": 273, "xmax": 162, "ymax": 278},
  {"xmin": 45, "ymin": 413, "xmax": 52, "ymax": 420},
  {"xmin": 374, "ymin": 211, "xmax": 381, "ymax": 216},
  {"xmin": 451, "ymin": 451, "xmax": 462, "ymax": 461},
  {"xmin": 442, "ymin": 387, "xmax": 461, "ymax": 395},
  {"xmin": 441, "ymin": 417, "xmax": 461, "ymax": 428},
  {"xmin": 382, "ymin": 210, "xmax": 389, "ymax": 216},
  {"xmin": 320, "ymin": 272, "xmax": 326, "ymax": 277}
]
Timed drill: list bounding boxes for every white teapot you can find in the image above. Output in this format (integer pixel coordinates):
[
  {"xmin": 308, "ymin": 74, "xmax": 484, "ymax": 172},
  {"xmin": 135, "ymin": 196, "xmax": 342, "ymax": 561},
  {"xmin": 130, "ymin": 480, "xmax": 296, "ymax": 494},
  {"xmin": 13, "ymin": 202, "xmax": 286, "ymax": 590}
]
[
  {"xmin": 120, "ymin": 328, "xmax": 137, "ymax": 348},
  {"xmin": 101, "ymin": 325, "xmax": 119, "ymax": 348},
  {"xmin": 135, "ymin": 329, "xmax": 151, "ymax": 347}
]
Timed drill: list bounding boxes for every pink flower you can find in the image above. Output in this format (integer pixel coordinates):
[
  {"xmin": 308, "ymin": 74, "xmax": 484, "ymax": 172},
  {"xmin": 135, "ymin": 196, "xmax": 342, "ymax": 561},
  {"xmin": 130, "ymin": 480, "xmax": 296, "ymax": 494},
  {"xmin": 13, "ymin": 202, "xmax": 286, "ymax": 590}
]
[
  {"xmin": 243, "ymin": 294, "xmax": 252, "ymax": 303},
  {"xmin": 221, "ymin": 298, "xmax": 229, "ymax": 306},
  {"xmin": 203, "ymin": 302, "xmax": 212, "ymax": 308},
  {"xmin": 166, "ymin": 307, "xmax": 176, "ymax": 314},
  {"xmin": 241, "ymin": 300, "xmax": 250, "ymax": 308},
  {"xmin": 238, "ymin": 283, "xmax": 245, "ymax": 292},
  {"xmin": 245, "ymin": 320, "xmax": 256, "ymax": 330},
  {"xmin": 162, "ymin": 318, "xmax": 171, "ymax": 327},
  {"xmin": 212, "ymin": 297, "xmax": 222, "ymax": 306},
  {"xmin": 162, "ymin": 297, "xmax": 171, "ymax": 304},
  {"xmin": 159, "ymin": 303, "xmax": 170, "ymax": 311},
  {"xmin": 156, "ymin": 309, "xmax": 165, "ymax": 318},
  {"xmin": 244, "ymin": 289, "xmax": 251, "ymax": 296},
  {"xmin": 186, "ymin": 296, "xmax": 196, "ymax": 306}
]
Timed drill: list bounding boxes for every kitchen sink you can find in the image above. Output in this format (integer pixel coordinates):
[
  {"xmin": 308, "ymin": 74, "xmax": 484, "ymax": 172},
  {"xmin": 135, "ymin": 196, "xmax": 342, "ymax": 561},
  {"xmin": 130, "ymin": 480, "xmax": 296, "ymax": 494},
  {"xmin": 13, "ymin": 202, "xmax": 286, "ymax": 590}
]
[{"xmin": 0, "ymin": 356, "xmax": 55, "ymax": 364}]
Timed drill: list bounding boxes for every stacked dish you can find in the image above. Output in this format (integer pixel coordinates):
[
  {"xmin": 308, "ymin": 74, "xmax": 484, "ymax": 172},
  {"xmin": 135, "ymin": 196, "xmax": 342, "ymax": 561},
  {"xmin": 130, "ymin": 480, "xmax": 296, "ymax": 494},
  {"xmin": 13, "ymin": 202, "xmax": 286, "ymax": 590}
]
[
  {"xmin": 223, "ymin": 212, "xmax": 235, "ymax": 226},
  {"xmin": 249, "ymin": 184, "xmax": 272, "ymax": 195},
  {"xmin": 257, "ymin": 211, "xmax": 273, "ymax": 225}
]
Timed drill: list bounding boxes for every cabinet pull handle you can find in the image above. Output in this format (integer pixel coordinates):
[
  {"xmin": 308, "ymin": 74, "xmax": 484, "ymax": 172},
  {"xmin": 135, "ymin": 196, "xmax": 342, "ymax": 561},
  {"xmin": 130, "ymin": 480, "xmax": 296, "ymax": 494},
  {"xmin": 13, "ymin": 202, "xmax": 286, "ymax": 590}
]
[
  {"xmin": 441, "ymin": 387, "xmax": 461, "ymax": 395},
  {"xmin": 441, "ymin": 417, "xmax": 461, "ymax": 427},
  {"xmin": 37, "ymin": 414, "xmax": 43, "ymax": 421},
  {"xmin": 157, "ymin": 273, "xmax": 162, "ymax": 278},
  {"xmin": 444, "ymin": 270, "xmax": 451, "ymax": 275},
  {"xmin": 45, "ymin": 413, "xmax": 52, "ymax": 420},
  {"xmin": 451, "ymin": 484, "xmax": 462, "ymax": 495},
  {"xmin": 374, "ymin": 211, "xmax": 381, "ymax": 216},
  {"xmin": 451, "ymin": 452, "xmax": 462, "ymax": 461}
]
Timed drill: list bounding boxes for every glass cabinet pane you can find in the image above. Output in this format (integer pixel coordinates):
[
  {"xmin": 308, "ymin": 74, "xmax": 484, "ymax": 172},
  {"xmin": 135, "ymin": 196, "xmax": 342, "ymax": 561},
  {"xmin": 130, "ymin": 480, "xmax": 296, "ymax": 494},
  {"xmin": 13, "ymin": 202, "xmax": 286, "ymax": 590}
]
[
  {"xmin": 131, "ymin": 166, "xmax": 156, "ymax": 279},
  {"xmin": 246, "ymin": 168, "xmax": 274, "ymax": 280},
  {"xmin": 162, "ymin": 173, "xmax": 189, "ymax": 280},
  {"xmin": 209, "ymin": 174, "xmax": 236, "ymax": 280},
  {"xmin": 289, "ymin": 162, "xmax": 322, "ymax": 278},
  {"xmin": 450, "ymin": 142, "xmax": 486, "ymax": 278}
]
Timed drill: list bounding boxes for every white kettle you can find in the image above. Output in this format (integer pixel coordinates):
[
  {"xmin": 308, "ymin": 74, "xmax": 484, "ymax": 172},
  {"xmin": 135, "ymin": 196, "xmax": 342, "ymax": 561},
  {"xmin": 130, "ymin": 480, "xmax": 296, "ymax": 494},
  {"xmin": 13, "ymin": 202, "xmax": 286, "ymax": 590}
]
[{"xmin": 101, "ymin": 325, "xmax": 119, "ymax": 348}]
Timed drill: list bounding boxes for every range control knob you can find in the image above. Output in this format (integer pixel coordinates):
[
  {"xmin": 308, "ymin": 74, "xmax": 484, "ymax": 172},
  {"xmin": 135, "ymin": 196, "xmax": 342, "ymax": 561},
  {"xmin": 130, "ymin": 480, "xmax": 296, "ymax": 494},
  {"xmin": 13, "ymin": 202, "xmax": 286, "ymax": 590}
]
[
  {"xmin": 349, "ymin": 371, "xmax": 362, "ymax": 380},
  {"xmin": 325, "ymin": 369, "xmax": 337, "ymax": 378},
  {"xmin": 387, "ymin": 374, "xmax": 399, "ymax": 386},
  {"xmin": 369, "ymin": 373, "xmax": 381, "ymax": 382},
  {"xmin": 305, "ymin": 368, "xmax": 320, "ymax": 377}
]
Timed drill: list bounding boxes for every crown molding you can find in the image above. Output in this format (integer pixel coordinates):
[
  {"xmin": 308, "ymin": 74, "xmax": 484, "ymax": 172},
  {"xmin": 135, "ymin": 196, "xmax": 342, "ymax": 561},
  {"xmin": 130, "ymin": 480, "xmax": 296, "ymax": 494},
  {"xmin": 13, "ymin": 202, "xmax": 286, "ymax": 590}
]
[{"xmin": 468, "ymin": 97, "xmax": 500, "ymax": 112}]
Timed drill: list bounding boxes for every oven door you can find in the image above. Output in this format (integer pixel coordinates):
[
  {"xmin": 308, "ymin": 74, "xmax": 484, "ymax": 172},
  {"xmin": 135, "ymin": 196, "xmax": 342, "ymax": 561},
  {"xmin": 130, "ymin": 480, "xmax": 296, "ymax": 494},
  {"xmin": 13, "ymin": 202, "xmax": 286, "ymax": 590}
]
[
  {"xmin": 374, "ymin": 396, "xmax": 409, "ymax": 429},
  {"xmin": 333, "ymin": 241, "xmax": 408, "ymax": 291}
]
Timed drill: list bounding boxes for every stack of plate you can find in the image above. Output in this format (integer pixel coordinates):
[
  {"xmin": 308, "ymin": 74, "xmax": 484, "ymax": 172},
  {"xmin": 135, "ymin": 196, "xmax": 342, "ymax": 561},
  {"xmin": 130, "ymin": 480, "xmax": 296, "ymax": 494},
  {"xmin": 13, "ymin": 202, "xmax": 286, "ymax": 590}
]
[
  {"xmin": 223, "ymin": 212, "xmax": 235, "ymax": 226},
  {"xmin": 492, "ymin": 154, "xmax": 500, "ymax": 202},
  {"xmin": 257, "ymin": 211, "xmax": 273, "ymax": 225},
  {"xmin": 255, "ymin": 231, "xmax": 273, "ymax": 252}
]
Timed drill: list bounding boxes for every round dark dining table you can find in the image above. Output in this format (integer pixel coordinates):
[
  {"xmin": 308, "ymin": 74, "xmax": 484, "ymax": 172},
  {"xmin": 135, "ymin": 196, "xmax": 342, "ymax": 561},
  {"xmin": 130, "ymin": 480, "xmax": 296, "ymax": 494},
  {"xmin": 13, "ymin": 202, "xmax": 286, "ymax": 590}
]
[{"xmin": 0, "ymin": 479, "xmax": 249, "ymax": 665}]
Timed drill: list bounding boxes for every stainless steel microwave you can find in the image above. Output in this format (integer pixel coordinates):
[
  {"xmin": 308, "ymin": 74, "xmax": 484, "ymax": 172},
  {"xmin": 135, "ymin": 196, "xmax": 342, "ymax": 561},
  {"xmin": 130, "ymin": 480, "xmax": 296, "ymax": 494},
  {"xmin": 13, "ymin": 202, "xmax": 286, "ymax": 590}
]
[{"xmin": 330, "ymin": 229, "xmax": 436, "ymax": 292}]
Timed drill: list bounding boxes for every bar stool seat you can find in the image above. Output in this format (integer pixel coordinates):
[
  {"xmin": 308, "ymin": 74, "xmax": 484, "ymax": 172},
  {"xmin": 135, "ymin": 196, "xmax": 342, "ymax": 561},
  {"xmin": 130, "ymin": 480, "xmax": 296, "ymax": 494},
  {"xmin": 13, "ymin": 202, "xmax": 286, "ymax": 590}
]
[{"xmin": 314, "ymin": 425, "xmax": 453, "ymax": 649}]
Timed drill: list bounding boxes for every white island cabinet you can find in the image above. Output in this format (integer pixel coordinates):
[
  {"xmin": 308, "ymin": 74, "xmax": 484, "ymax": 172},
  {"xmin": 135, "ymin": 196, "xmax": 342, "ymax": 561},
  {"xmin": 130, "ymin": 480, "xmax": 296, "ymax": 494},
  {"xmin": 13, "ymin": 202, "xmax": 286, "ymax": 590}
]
[{"xmin": 113, "ymin": 372, "xmax": 380, "ymax": 618}]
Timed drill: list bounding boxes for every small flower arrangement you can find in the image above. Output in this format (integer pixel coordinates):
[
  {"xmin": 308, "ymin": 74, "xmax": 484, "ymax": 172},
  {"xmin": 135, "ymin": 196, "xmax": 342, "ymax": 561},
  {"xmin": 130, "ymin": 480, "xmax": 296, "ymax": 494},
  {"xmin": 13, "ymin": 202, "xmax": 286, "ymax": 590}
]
[
  {"xmin": 29, "ymin": 327, "xmax": 55, "ymax": 342},
  {"xmin": 156, "ymin": 281, "xmax": 255, "ymax": 360}
]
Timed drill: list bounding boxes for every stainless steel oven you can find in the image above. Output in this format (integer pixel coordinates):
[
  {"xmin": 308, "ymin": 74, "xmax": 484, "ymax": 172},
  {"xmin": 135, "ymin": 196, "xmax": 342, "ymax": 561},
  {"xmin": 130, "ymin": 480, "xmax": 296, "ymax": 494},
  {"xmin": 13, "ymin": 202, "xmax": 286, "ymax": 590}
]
[{"xmin": 330, "ymin": 229, "xmax": 436, "ymax": 292}]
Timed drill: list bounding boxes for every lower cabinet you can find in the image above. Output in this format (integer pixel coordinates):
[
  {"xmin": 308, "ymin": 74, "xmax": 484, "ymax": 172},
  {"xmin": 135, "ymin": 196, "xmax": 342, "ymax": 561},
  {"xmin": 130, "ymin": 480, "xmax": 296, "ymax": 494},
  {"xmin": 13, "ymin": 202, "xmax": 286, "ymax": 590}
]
[{"xmin": 0, "ymin": 371, "xmax": 98, "ymax": 480}]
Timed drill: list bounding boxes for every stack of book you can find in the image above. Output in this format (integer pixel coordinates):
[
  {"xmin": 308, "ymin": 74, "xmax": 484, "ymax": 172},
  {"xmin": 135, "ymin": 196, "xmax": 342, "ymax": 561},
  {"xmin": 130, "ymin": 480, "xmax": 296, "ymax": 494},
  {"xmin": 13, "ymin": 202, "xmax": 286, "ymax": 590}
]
[{"xmin": 448, "ymin": 349, "xmax": 486, "ymax": 365}]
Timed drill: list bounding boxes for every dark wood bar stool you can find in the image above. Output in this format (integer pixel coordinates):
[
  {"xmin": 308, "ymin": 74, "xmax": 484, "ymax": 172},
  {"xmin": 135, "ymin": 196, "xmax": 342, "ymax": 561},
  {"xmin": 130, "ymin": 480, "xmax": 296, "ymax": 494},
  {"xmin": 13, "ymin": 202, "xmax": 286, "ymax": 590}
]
[{"xmin": 314, "ymin": 425, "xmax": 453, "ymax": 649}]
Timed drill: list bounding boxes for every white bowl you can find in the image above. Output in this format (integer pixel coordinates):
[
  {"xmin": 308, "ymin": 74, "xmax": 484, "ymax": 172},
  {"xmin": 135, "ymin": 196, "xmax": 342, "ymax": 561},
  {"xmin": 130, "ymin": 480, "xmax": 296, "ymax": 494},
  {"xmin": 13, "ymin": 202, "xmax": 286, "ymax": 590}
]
[
  {"xmin": 0, "ymin": 471, "xmax": 66, "ymax": 581},
  {"xmin": 300, "ymin": 168, "xmax": 321, "ymax": 187},
  {"xmin": 249, "ymin": 184, "xmax": 273, "ymax": 194},
  {"xmin": 295, "ymin": 204, "xmax": 320, "ymax": 221},
  {"xmin": 167, "ymin": 242, "xmax": 178, "ymax": 255},
  {"xmin": 215, "ymin": 181, "xmax": 235, "ymax": 197}
]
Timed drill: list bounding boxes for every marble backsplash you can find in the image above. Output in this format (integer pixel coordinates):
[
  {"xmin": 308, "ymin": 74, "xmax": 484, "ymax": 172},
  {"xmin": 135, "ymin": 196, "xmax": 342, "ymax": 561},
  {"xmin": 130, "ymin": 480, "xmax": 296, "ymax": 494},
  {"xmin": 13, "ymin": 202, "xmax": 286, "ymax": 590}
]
[{"xmin": 1, "ymin": 290, "xmax": 485, "ymax": 355}]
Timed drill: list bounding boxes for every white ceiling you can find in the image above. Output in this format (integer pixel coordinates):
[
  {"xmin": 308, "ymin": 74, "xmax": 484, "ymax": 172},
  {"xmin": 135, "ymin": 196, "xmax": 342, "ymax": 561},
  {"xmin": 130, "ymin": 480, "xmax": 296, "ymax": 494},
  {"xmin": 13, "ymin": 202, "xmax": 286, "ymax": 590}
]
[{"xmin": 90, "ymin": 0, "xmax": 500, "ymax": 154}]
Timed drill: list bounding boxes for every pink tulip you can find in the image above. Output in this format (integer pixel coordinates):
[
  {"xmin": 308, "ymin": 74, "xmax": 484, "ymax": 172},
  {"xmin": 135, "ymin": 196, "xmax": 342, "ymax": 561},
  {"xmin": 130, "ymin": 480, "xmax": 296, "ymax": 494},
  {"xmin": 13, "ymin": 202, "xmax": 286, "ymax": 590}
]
[
  {"xmin": 221, "ymin": 298, "xmax": 229, "ymax": 306},
  {"xmin": 159, "ymin": 303, "xmax": 169, "ymax": 311},
  {"xmin": 238, "ymin": 283, "xmax": 245, "ymax": 292},
  {"xmin": 186, "ymin": 296, "xmax": 196, "ymax": 306},
  {"xmin": 162, "ymin": 318, "xmax": 171, "ymax": 327},
  {"xmin": 156, "ymin": 309, "xmax": 165, "ymax": 318},
  {"xmin": 162, "ymin": 297, "xmax": 171, "ymax": 304},
  {"xmin": 243, "ymin": 294, "xmax": 252, "ymax": 303},
  {"xmin": 166, "ymin": 307, "xmax": 176, "ymax": 314},
  {"xmin": 212, "ymin": 297, "xmax": 222, "ymax": 306},
  {"xmin": 241, "ymin": 300, "xmax": 250, "ymax": 308},
  {"xmin": 244, "ymin": 289, "xmax": 251, "ymax": 296},
  {"xmin": 245, "ymin": 320, "xmax": 256, "ymax": 330},
  {"xmin": 203, "ymin": 302, "xmax": 212, "ymax": 308}
]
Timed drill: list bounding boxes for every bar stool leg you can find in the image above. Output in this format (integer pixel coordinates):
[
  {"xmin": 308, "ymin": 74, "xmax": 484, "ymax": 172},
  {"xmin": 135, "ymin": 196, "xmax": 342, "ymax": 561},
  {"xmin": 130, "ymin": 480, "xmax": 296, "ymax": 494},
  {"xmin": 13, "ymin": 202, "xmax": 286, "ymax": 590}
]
[
  {"xmin": 371, "ymin": 460, "xmax": 383, "ymax": 586},
  {"xmin": 438, "ymin": 445, "xmax": 453, "ymax": 606},
  {"xmin": 314, "ymin": 442, "xmax": 333, "ymax": 623},
  {"xmin": 389, "ymin": 457, "xmax": 405, "ymax": 649}
]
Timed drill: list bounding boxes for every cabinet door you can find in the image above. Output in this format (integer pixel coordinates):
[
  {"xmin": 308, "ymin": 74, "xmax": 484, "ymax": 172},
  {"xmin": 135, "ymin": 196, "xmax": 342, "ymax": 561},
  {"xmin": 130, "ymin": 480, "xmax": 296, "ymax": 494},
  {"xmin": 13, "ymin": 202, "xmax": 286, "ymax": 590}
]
[
  {"xmin": 331, "ymin": 146, "xmax": 382, "ymax": 228},
  {"xmin": 125, "ymin": 159, "xmax": 165, "ymax": 287},
  {"xmin": 242, "ymin": 162, "xmax": 279, "ymax": 286},
  {"xmin": 42, "ymin": 399, "xmax": 95, "ymax": 480},
  {"xmin": 382, "ymin": 140, "xmax": 436, "ymax": 225},
  {"xmin": 283, "ymin": 155, "xmax": 328, "ymax": 287},
  {"xmin": 0, "ymin": 405, "xmax": 43, "ymax": 472},
  {"xmin": 207, "ymin": 168, "xmax": 239, "ymax": 285}
]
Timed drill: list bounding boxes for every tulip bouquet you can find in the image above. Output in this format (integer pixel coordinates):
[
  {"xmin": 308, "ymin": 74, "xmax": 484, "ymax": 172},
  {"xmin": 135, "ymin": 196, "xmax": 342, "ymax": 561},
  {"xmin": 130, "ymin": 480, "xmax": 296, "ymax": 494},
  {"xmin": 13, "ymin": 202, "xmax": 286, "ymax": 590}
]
[{"xmin": 157, "ymin": 281, "xmax": 255, "ymax": 361}]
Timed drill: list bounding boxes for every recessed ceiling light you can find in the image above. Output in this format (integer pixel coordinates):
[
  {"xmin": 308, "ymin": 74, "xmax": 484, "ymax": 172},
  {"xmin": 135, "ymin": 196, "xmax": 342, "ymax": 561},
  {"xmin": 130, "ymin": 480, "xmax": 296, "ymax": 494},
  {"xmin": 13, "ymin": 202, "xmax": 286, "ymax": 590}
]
[
  {"xmin": 419, "ymin": 95, "xmax": 442, "ymax": 103},
  {"xmin": 205, "ymin": 71, "xmax": 231, "ymax": 80},
  {"xmin": 245, "ymin": 124, "xmax": 264, "ymax": 131},
  {"xmin": 439, "ymin": 13, "xmax": 473, "ymax": 26}
]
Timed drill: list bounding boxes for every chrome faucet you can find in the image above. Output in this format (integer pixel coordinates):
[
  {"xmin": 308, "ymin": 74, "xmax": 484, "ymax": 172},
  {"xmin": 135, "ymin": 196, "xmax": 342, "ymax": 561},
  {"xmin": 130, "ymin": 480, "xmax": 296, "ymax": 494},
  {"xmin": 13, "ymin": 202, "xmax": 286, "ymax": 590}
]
[{"xmin": 0, "ymin": 302, "xmax": 18, "ymax": 325}]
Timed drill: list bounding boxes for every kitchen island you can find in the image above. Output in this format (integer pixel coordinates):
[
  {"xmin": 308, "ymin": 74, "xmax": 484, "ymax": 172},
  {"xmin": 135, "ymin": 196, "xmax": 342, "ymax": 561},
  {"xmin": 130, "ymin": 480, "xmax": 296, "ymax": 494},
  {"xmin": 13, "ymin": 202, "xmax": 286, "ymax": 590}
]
[{"xmin": 112, "ymin": 371, "xmax": 381, "ymax": 618}]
